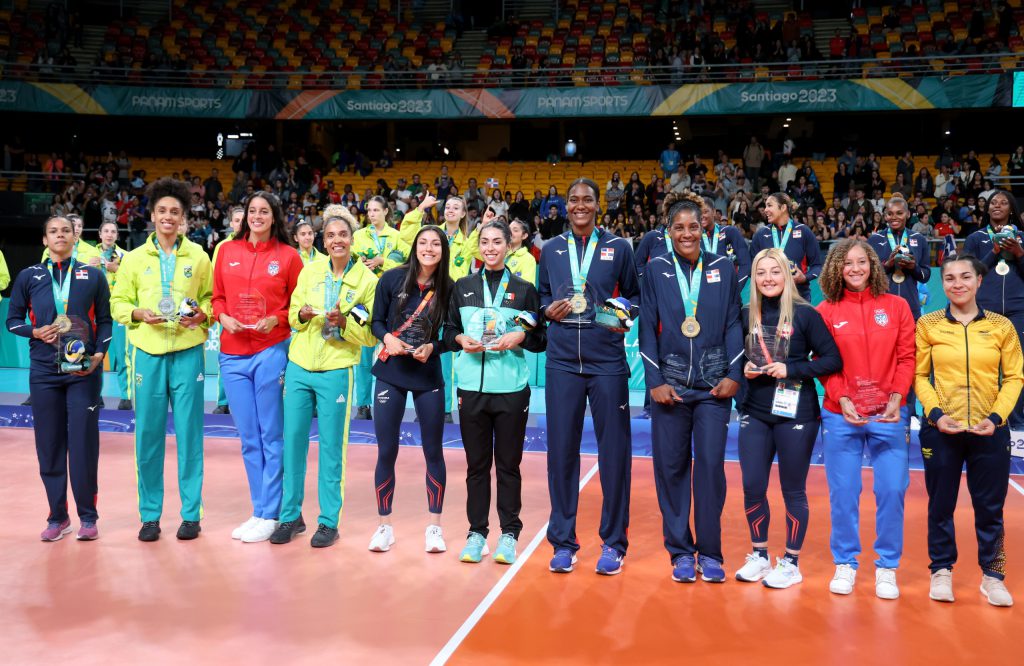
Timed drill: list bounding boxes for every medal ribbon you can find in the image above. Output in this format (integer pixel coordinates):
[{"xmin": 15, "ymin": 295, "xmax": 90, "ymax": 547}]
[
  {"xmin": 300, "ymin": 248, "xmax": 316, "ymax": 265},
  {"xmin": 702, "ymin": 225, "xmax": 720, "ymax": 254},
  {"xmin": 482, "ymin": 269, "xmax": 510, "ymax": 310},
  {"xmin": 370, "ymin": 226, "xmax": 387, "ymax": 256},
  {"xmin": 46, "ymin": 258, "xmax": 71, "ymax": 317},
  {"xmin": 323, "ymin": 259, "xmax": 354, "ymax": 313},
  {"xmin": 154, "ymin": 237, "xmax": 178, "ymax": 300},
  {"xmin": 567, "ymin": 229, "xmax": 600, "ymax": 294},
  {"xmin": 885, "ymin": 228, "xmax": 906, "ymax": 252},
  {"xmin": 771, "ymin": 221, "xmax": 793, "ymax": 251},
  {"xmin": 670, "ymin": 250, "xmax": 703, "ymax": 321}
]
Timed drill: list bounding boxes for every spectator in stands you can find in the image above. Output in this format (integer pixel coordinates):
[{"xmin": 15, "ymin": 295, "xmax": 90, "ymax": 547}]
[
  {"xmin": 934, "ymin": 165, "xmax": 953, "ymax": 198},
  {"xmin": 540, "ymin": 204, "xmax": 566, "ymax": 240},
  {"xmin": 660, "ymin": 142, "xmax": 681, "ymax": 179},
  {"xmin": 606, "ymin": 172, "xmax": 625, "ymax": 212},
  {"xmin": 669, "ymin": 164, "xmax": 691, "ymax": 194},
  {"xmin": 541, "ymin": 185, "xmax": 567, "ymax": 219},
  {"xmin": 911, "ymin": 205, "xmax": 934, "ymax": 238},
  {"xmin": 203, "ymin": 168, "xmax": 223, "ymax": 204},
  {"xmin": 847, "ymin": 187, "xmax": 874, "ymax": 220},
  {"xmin": 980, "ymin": 179, "xmax": 998, "ymax": 202},
  {"xmin": 834, "ymin": 209, "xmax": 851, "ymax": 238},
  {"xmin": 1008, "ymin": 146, "xmax": 1024, "ymax": 196},
  {"xmin": 779, "ymin": 158, "xmax": 797, "ymax": 193},
  {"xmin": 688, "ymin": 156, "xmax": 709, "ymax": 182},
  {"xmin": 914, "ymin": 168, "xmax": 934, "ymax": 198},
  {"xmin": 508, "ymin": 191, "xmax": 529, "ymax": 223},
  {"xmin": 391, "ymin": 177, "xmax": 413, "ymax": 214},
  {"xmin": 488, "ymin": 189, "xmax": 508, "ymax": 218},
  {"xmin": 897, "ymin": 152, "xmax": 915, "ymax": 185},
  {"xmin": 870, "ymin": 189, "xmax": 886, "ymax": 216},
  {"xmin": 464, "ymin": 178, "xmax": 486, "ymax": 214},
  {"xmin": 933, "ymin": 211, "xmax": 959, "ymax": 238},
  {"xmin": 743, "ymin": 137, "xmax": 764, "ymax": 189}
]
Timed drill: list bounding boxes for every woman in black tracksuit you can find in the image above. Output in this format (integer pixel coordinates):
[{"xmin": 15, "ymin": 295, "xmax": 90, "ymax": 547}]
[
  {"xmin": 444, "ymin": 219, "xmax": 546, "ymax": 565},
  {"xmin": 368, "ymin": 225, "xmax": 453, "ymax": 555},
  {"xmin": 735, "ymin": 247, "xmax": 842, "ymax": 589}
]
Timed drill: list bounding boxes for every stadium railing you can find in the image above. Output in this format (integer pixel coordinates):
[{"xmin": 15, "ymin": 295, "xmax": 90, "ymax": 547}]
[{"xmin": 0, "ymin": 52, "xmax": 1018, "ymax": 89}]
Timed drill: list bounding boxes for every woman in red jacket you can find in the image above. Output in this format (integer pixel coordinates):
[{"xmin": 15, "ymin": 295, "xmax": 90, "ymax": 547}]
[
  {"xmin": 816, "ymin": 238, "xmax": 915, "ymax": 600},
  {"xmin": 212, "ymin": 192, "xmax": 303, "ymax": 543}
]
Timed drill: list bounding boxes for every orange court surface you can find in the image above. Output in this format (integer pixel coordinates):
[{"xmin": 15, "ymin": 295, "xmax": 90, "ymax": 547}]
[{"xmin": 0, "ymin": 429, "xmax": 1020, "ymax": 665}]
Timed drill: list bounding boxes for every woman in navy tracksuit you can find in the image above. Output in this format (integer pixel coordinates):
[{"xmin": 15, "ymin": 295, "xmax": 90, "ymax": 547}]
[
  {"xmin": 750, "ymin": 192, "xmax": 823, "ymax": 301},
  {"xmin": 538, "ymin": 177, "xmax": 640, "ymax": 576},
  {"xmin": 368, "ymin": 225, "xmax": 454, "ymax": 554},
  {"xmin": 734, "ymin": 247, "xmax": 842, "ymax": 589},
  {"xmin": 6, "ymin": 216, "xmax": 112, "ymax": 541},
  {"xmin": 639, "ymin": 191, "xmax": 743, "ymax": 584}
]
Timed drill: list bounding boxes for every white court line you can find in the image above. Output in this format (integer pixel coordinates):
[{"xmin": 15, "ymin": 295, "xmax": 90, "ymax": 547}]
[
  {"xmin": 430, "ymin": 459, "xmax": 601, "ymax": 666},
  {"xmin": 1010, "ymin": 477, "xmax": 1024, "ymax": 497}
]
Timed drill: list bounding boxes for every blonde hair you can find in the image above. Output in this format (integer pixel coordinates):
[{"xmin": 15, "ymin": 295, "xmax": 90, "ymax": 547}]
[{"xmin": 748, "ymin": 248, "xmax": 806, "ymax": 339}]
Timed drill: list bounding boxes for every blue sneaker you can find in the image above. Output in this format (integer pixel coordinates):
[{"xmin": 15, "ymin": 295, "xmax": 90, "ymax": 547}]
[
  {"xmin": 595, "ymin": 545, "xmax": 624, "ymax": 575},
  {"xmin": 697, "ymin": 555, "xmax": 726, "ymax": 583},
  {"xmin": 672, "ymin": 555, "xmax": 697, "ymax": 583},
  {"xmin": 493, "ymin": 533, "xmax": 517, "ymax": 565},
  {"xmin": 549, "ymin": 548, "xmax": 578, "ymax": 573},
  {"xmin": 459, "ymin": 531, "xmax": 489, "ymax": 563}
]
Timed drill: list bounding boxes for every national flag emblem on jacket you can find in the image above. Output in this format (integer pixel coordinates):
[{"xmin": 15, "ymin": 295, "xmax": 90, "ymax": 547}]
[
  {"xmin": 268, "ymin": 260, "xmax": 280, "ymax": 276},
  {"xmin": 600, "ymin": 247, "xmax": 615, "ymax": 261},
  {"xmin": 75, "ymin": 269, "xmax": 89, "ymax": 279},
  {"xmin": 485, "ymin": 177, "xmax": 500, "ymax": 189},
  {"xmin": 874, "ymin": 309, "xmax": 889, "ymax": 327}
]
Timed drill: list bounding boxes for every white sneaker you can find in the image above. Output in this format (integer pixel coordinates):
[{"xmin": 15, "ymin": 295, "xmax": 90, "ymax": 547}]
[
  {"xmin": 930, "ymin": 568, "xmax": 954, "ymax": 602},
  {"xmin": 735, "ymin": 552, "xmax": 772, "ymax": 582},
  {"xmin": 829, "ymin": 564, "xmax": 857, "ymax": 595},
  {"xmin": 763, "ymin": 558, "xmax": 803, "ymax": 589},
  {"xmin": 980, "ymin": 575, "xmax": 1014, "ymax": 607},
  {"xmin": 368, "ymin": 524, "xmax": 395, "ymax": 552},
  {"xmin": 875, "ymin": 567, "xmax": 899, "ymax": 600},
  {"xmin": 425, "ymin": 524, "xmax": 446, "ymax": 553},
  {"xmin": 241, "ymin": 518, "xmax": 277, "ymax": 543},
  {"xmin": 232, "ymin": 516, "xmax": 259, "ymax": 540}
]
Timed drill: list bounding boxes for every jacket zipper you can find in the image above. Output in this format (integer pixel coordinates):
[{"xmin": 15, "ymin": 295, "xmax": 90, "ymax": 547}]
[{"xmin": 962, "ymin": 320, "xmax": 972, "ymax": 424}]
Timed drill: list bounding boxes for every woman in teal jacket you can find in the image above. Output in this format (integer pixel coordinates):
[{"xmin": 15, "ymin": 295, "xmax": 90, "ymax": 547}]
[{"xmin": 444, "ymin": 219, "xmax": 546, "ymax": 565}]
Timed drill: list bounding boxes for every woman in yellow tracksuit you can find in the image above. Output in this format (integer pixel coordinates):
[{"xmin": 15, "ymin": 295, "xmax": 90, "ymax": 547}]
[
  {"xmin": 399, "ymin": 193, "xmax": 480, "ymax": 420},
  {"xmin": 109, "ymin": 178, "xmax": 213, "ymax": 543},
  {"xmin": 97, "ymin": 220, "xmax": 131, "ymax": 409},
  {"xmin": 350, "ymin": 196, "xmax": 408, "ymax": 421},
  {"xmin": 915, "ymin": 253, "xmax": 1023, "ymax": 607},
  {"xmin": 270, "ymin": 211, "xmax": 378, "ymax": 548},
  {"xmin": 294, "ymin": 219, "xmax": 326, "ymax": 266},
  {"xmin": 506, "ymin": 218, "xmax": 537, "ymax": 285}
]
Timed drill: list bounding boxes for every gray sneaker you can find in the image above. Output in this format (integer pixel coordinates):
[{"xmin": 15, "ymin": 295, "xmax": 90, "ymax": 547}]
[
  {"xmin": 40, "ymin": 519, "xmax": 71, "ymax": 541},
  {"xmin": 929, "ymin": 568, "xmax": 954, "ymax": 602},
  {"xmin": 980, "ymin": 575, "xmax": 1014, "ymax": 607}
]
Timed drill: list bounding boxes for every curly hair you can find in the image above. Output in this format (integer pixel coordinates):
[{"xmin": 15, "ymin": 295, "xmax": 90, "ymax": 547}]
[
  {"xmin": 819, "ymin": 238, "xmax": 889, "ymax": 302},
  {"xmin": 145, "ymin": 177, "xmax": 191, "ymax": 213},
  {"xmin": 661, "ymin": 190, "xmax": 704, "ymax": 227}
]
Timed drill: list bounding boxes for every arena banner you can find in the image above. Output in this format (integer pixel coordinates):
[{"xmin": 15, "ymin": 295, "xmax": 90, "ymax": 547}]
[{"xmin": 0, "ymin": 74, "xmax": 1006, "ymax": 119}]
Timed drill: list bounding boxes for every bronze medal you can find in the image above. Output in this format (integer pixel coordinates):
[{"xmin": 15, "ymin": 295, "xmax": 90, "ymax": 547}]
[
  {"xmin": 681, "ymin": 316, "xmax": 701, "ymax": 338},
  {"xmin": 891, "ymin": 270, "xmax": 905, "ymax": 284}
]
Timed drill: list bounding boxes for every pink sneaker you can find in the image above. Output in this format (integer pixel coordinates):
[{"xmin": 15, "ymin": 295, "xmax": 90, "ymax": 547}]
[
  {"xmin": 77, "ymin": 522, "xmax": 99, "ymax": 541},
  {"xmin": 41, "ymin": 519, "xmax": 72, "ymax": 542}
]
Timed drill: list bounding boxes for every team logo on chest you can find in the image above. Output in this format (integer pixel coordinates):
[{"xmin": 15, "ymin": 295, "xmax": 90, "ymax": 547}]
[
  {"xmin": 345, "ymin": 289, "xmax": 356, "ymax": 303},
  {"xmin": 600, "ymin": 247, "xmax": 615, "ymax": 261},
  {"xmin": 874, "ymin": 309, "xmax": 889, "ymax": 327},
  {"xmin": 183, "ymin": 265, "xmax": 193, "ymax": 278},
  {"xmin": 74, "ymin": 269, "xmax": 89, "ymax": 280},
  {"xmin": 268, "ymin": 260, "xmax": 280, "ymax": 276}
]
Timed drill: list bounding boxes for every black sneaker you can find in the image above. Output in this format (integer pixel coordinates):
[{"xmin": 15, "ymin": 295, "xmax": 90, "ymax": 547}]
[
  {"xmin": 213, "ymin": 405, "xmax": 230, "ymax": 415},
  {"xmin": 138, "ymin": 521, "xmax": 161, "ymax": 542},
  {"xmin": 176, "ymin": 520, "xmax": 201, "ymax": 540},
  {"xmin": 117, "ymin": 399, "xmax": 133, "ymax": 410},
  {"xmin": 21, "ymin": 396, "xmax": 32, "ymax": 406},
  {"xmin": 444, "ymin": 412, "xmax": 454, "ymax": 424},
  {"xmin": 310, "ymin": 523, "xmax": 339, "ymax": 548},
  {"xmin": 355, "ymin": 406, "xmax": 372, "ymax": 420},
  {"xmin": 270, "ymin": 517, "xmax": 306, "ymax": 544}
]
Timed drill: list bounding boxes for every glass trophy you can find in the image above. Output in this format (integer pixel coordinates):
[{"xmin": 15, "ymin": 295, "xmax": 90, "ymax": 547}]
[
  {"xmin": 699, "ymin": 345, "xmax": 729, "ymax": 388},
  {"xmin": 556, "ymin": 281, "xmax": 592, "ymax": 325},
  {"xmin": 850, "ymin": 376, "xmax": 889, "ymax": 417},
  {"xmin": 745, "ymin": 326, "xmax": 791, "ymax": 372},
  {"xmin": 233, "ymin": 290, "xmax": 267, "ymax": 330},
  {"xmin": 468, "ymin": 307, "xmax": 507, "ymax": 350},
  {"xmin": 397, "ymin": 312, "xmax": 432, "ymax": 350},
  {"xmin": 55, "ymin": 315, "xmax": 91, "ymax": 373},
  {"xmin": 660, "ymin": 354, "xmax": 691, "ymax": 395}
]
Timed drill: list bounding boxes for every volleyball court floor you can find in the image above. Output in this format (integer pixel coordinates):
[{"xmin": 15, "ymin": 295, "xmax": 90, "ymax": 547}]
[{"xmin": 0, "ymin": 430, "xmax": 1020, "ymax": 665}]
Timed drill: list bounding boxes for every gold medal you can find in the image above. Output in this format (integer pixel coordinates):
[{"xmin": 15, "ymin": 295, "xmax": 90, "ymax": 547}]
[
  {"xmin": 996, "ymin": 260, "xmax": 1010, "ymax": 276},
  {"xmin": 681, "ymin": 316, "xmax": 701, "ymax": 338},
  {"xmin": 891, "ymin": 270, "xmax": 905, "ymax": 284},
  {"xmin": 54, "ymin": 314, "xmax": 72, "ymax": 333},
  {"xmin": 569, "ymin": 293, "xmax": 587, "ymax": 314}
]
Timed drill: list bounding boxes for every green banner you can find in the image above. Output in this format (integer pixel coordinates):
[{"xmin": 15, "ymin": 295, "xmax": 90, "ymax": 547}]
[{"xmin": 0, "ymin": 75, "xmax": 1006, "ymax": 120}]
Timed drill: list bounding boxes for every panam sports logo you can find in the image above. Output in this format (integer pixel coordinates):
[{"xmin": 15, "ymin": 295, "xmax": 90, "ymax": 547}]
[
  {"xmin": 537, "ymin": 94, "xmax": 629, "ymax": 110},
  {"xmin": 131, "ymin": 95, "xmax": 224, "ymax": 111}
]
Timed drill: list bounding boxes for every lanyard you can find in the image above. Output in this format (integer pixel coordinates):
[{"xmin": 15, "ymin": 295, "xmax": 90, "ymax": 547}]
[
  {"xmin": 567, "ymin": 229, "xmax": 599, "ymax": 292},
  {"xmin": 885, "ymin": 228, "xmax": 906, "ymax": 251},
  {"xmin": 46, "ymin": 259, "xmax": 71, "ymax": 315},
  {"xmin": 101, "ymin": 245, "xmax": 116, "ymax": 274},
  {"xmin": 482, "ymin": 269, "xmax": 510, "ymax": 310},
  {"xmin": 670, "ymin": 251, "xmax": 703, "ymax": 320},
  {"xmin": 771, "ymin": 222, "xmax": 793, "ymax": 251},
  {"xmin": 323, "ymin": 259, "xmax": 354, "ymax": 312},
  {"xmin": 370, "ymin": 226, "xmax": 387, "ymax": 255},
  {"xmin": 393, "ymin": 288, "xmax": 435, "ymax": 336},
  {"xmin": 154, "ymin": 237, "xmax": 177, "ymax": 298},
  {"xmin": 300, "ymin": 248, "xmax": 316, "ymax": 265},
  {"xmin": 702, "ymin": 225, "xmax": 720, "ymax": 254},
  {"xmin": 662, "ymin": 229, "xmax": 672, "ymax": 258}
]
